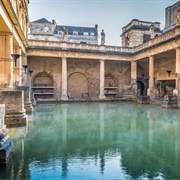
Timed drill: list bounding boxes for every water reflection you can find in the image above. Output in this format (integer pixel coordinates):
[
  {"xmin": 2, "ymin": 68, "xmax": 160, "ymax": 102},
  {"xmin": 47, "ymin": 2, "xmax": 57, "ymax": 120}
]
[{"xmin": 1, "ymin": 102, "xmax": 180, "ymax": 179}]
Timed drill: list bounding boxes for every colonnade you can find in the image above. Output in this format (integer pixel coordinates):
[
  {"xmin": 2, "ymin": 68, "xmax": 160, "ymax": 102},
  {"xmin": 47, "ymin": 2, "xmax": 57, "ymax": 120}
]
[
  {"xmin": 59, "ymin": 47, "xmax": 179, "ymax": 101},
  {"xmin": 131, "ymin": 48, "xmax": 180, "ymax": 99},
  {"xmin": 0, "ymin": 32, "xmax": 25, "ymax": 88},
  {"xmin": 60, "ymin": 57, "xmax": 108, "ymax": 100}
]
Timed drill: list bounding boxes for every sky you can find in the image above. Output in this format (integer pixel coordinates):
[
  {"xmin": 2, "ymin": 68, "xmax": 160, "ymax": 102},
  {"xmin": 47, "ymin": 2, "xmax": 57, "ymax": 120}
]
[{"xmin": 28, "ymin": 0, "xmax": 179, "ymax": 46}]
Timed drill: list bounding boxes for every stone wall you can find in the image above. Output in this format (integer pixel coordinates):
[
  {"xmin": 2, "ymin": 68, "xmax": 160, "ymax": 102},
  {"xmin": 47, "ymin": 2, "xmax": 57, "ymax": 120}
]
[
  {"xmin": 165, "ymin": 1, "xmax": 180, "ymax": 28},
  {"xmin": 29, "ymin": 56, "xmax": 132, "ymax": 99},
  {"xmin": 0, "ymin": 91, "xmax": 27, "ymax": 127}
]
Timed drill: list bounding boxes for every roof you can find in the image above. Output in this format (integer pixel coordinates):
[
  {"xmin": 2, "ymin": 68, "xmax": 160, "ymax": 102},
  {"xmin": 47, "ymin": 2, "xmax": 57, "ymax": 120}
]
[
  {"xmin": 54, "ymin": 25, "xmax": 98, "ymax": 36},
  {"xmin": 31, "ymin": 18, "xmax": 52, "ymax": 24}
]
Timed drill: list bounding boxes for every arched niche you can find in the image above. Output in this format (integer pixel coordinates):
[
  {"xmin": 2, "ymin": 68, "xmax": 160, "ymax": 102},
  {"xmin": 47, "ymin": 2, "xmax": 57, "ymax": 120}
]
[
  {"xmin": 68, "ymin": 72, "xmax": 89, "ymax": 99},
  {"xmin": 32, "ymin": 72, "xmax": 54, "ymax": 86},
  {"xmin": 105, "ymin": 74, "xmax": 117, "ymax": 87},
  {"xmin": 31, "ymin": 72, "xmax": 54, "ymax": 99}
]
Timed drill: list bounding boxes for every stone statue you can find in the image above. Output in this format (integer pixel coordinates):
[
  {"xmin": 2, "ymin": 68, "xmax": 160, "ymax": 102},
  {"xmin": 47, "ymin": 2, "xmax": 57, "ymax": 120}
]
[
  {"xmin": 176, "ymin": 4, "xmax": 180, "ymax": 25},
  {"xmin": 101, "ymin": 29, "xmax": 105, "ymax": 45},
  {"xmin": 150, "ymin": 23, "xmax": 155, "ymax": 39},
  {"xmin": 62, "ymin": 27, "xmax": 68, "ymax": 42}
]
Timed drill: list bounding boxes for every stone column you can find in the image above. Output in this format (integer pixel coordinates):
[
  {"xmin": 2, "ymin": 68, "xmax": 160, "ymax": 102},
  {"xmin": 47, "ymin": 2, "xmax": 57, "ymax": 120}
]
[
  {"xmin": 147, "ymin": 56, "xmax": 155, "ymax": 98},
  {"xmin": 9, "ymin": 35, "xmax": 13, "ymax": 88},
  {"xmin": 131, "ymin": 61, "xmax": 137, "ymax": 84},
  {"xmin": 131, "ymin": 61, "xmax": 137, "ymax": 96},
  {"xmin": 14, "ymin": 48, "xmax": 22, "ymax": 86},
  {"xmin": 61, "ymin": 57, "xmax": 68, "ymax": 100},
  {"xmin": 0, "ymin": 33, "xmax": 13, "ymax": 88},
  {"xmin": 98, "ymin": 59, "xmax": 106, "ymax": 100},
  {"xmin": 174, "ymin": 48, "xmax": 180, "ymax": 98}
]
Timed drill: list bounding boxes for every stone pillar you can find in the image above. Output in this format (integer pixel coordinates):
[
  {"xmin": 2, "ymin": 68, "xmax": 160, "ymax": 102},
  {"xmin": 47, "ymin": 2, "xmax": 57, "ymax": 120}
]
[
  {"xmin": 9, "ymin": 35, "xmax": 13, "ymax": 88},
  {"xmin": 147, "ymin": 56, "xmax": 155, "ymax": 98},
  {"xmin": 174, "ymin": 48, "xmax": 180, "ymax": 98},
  {"xmin": 13, "ymin": 48, "xmax": 22, "ymax": 87},
  {"xmin": 15, "ymin": 86, "xmax": 33, "ymax": 113},
  {"xmin": 0, "ymin": 91, "xmax": 27, "ymax": 127},
  {"xmin": 131, "ymin": 61, "xmax": 137, "ymax": 96},
  {"xmin": 61, "ymin": 57, "xmax": 68, "ymax": 100},
  {"xmin": 0, "ymin": 33, "xmax": 13, "ymax": 87},
  {"xmin": 99, "ymin": 59, "xmax": 106, "ymax": 100},
  {"xmin": 0, "ymin": 104, "xmax": 13, "ymax": 165}
]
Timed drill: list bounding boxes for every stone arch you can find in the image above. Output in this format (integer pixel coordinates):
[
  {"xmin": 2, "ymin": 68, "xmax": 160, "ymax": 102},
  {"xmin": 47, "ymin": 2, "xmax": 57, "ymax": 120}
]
[
  {"xmin": 31, "ymin": 72, "xmax": 54, "ymax": 99},
  {"xmin": 68, "ymin": 72, "xmax": 89, "ymax": 98},
  {"xmin": 32, "ymin": 72, "xmax": 54, "ymax": 86},
  {"xmin": 105, "ymin": 74, "xmax": 118, "ymax": 87}
]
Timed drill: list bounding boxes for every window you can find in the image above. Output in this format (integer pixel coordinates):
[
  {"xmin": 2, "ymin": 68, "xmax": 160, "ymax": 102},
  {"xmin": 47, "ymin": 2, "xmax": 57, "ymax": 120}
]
[
  {"xmin": 35, "ymin": 37, "xmax": 39, "ymax": 40},
  {"xmin": 74, "ymin": 40, "xmax": 78, "ymax": 43},
  {"xmin": 58, "ymin": 31, "xmax": 62, "ymax": 35},
  {"xmin": 87, "ymin": 41, "xmax": 91, "ymax": 44},
  {"xmin": 45, "ymin": 37, "xmax": 48, "ymax": 41},
  {"xmin": 83, "ymin": 32, "xmax": 89, "ymax": 36},
  {"xmin": 143, "ymin": 34, "xmax": 150, "ymax": 43},
  {"xmin": 73, "ymin": 31, "xmax": 78, "ymax": 35},
  {"xmin": 34, "ymin": 26, "xmax": 40, "ymax": 33},
  {"xmin": 80, "ymin": 41, "xmax": 87, "ymax": 44},
  {"xmin": 44, "ymin": 26, "xmax": 49, "ymax": 33},
  {"xmin": 90, "ymin": 32, "xmax": 94, "ymax": 36}
]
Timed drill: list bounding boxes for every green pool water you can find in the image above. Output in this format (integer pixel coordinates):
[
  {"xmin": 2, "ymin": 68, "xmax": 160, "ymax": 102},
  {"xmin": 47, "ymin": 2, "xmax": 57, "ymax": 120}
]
[{"xmin": 1, "ymin": 102, "xmax": 180, "ymax": 180}]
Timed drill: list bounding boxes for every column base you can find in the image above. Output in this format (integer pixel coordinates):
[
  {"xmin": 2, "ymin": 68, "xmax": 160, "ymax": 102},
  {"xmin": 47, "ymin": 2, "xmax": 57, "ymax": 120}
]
[
  {"xmin": 147, "ymin": 88, "xmax": 156, "ymax": 99},
  {"xmin": 98, "ymin": 94, "xmax": 106, "ymax": 100},
  {"xmin": 61, "ymin": 95, "xmax": 68, "ymax": 101},
  {"xmin": 173, "ymin": 88, "xmax": 180, "ymax": 97}
]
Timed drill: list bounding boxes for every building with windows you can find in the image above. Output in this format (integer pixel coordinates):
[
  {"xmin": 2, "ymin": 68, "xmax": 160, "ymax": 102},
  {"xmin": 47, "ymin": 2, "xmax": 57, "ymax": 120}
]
[{"xmin": 28, "ymin": 18, "xmax": 98, "ymax": 44}]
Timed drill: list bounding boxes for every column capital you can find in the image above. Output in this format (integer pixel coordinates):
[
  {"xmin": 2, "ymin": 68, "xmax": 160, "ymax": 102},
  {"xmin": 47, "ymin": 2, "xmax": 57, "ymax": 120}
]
[
  {"xmin": 0, "ymin": 32, "xmax": 13, "ymax": 37},
  {"xmin": 62, "ymin": 57, "xmax": 67, "ymax": 61}
]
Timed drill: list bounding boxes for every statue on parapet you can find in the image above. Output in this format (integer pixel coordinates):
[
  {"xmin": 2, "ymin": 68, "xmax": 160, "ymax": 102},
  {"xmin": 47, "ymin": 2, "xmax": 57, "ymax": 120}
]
[
  {"xmin": 101, "ymin": 29, "xmax": 105, "ymax": 45},
  {"xmin": 150, "ymin": 23, "xmax": 155, "ymax": 39},
  {"xmin": 62, "ymin": 27, "xmax": 68, "ymax": 42},
  {"xmin": 176, "ymin": 4, "xmax": 180, "ymax": 26}
]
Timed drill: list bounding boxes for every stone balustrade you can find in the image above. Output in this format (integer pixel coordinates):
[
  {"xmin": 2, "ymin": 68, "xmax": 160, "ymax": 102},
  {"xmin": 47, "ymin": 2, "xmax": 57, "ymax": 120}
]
[
  {"xmin": 28, "ymin": 26, "xmax": 179, "ymax": 57},
  {"xmin": 28, "ymin": 40, "xmax": 133, "ymax": 54},
  {"xmin": 134, "ymin": 25, "xmax": 180, "ymax": 53}
]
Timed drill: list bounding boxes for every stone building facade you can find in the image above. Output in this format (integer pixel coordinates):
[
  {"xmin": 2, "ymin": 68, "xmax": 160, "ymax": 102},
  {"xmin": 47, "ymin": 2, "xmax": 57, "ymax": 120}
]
[
  {"xmin": 28, "ymin": 18, "xmax": 98, "ymax": 44},
  {"xmin": 121, "ymin": 19, "xmax": 162, "ymax": 47},
  {"xmin": 165, "ymin": 1, "xmax": 180, "ymax": 29}
]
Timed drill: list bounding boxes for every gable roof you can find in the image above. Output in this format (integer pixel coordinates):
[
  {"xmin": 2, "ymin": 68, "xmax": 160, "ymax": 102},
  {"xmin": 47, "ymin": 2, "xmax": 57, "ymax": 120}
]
[{"xmin": 31, "ymin": 18, "xmax": 51, "ymax": 24}]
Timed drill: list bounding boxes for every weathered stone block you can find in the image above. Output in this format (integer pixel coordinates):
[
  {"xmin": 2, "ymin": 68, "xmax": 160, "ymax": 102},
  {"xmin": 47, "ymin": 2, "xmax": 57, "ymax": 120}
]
[
  {"xmin": 0, "ymin": 91, "xmax": 27, "ymax": 127},
  {"xmin": 0, "ymin": 104, "xmax": 13, "ymax": 165},
  {"xmin": 161, "ymin": 95, "xmax": 178, "ymax": 108},
  {"xmin": 15, "ymin": 86, "xmax": 33, "ymax": 113},
  {"xmin": 137, "ymin": 96, "xmax": 150, "ymax": 104}
]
